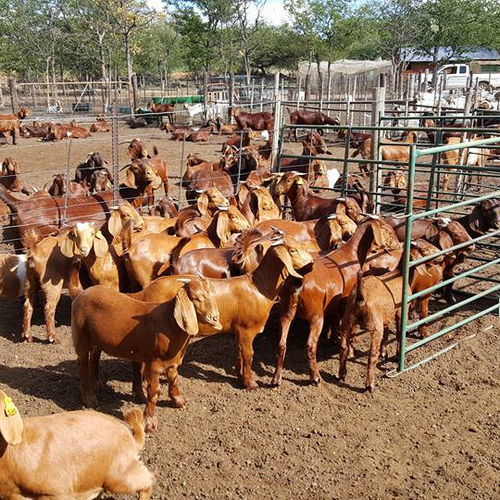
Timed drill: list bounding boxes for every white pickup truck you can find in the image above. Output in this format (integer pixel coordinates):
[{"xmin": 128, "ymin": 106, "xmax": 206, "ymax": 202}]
[{"xmin": 424, "ymin": 64, "xmax": 500, "ymax": 91}]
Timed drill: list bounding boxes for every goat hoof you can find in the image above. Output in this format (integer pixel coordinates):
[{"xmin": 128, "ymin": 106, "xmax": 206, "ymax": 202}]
[
  {"xmin": 144, "ymin": 416, "xmax": 158, "ymax": 433},
  {"xmin": 172, "ymin": 395, "xmax": 186, "ymax": 408},
  {"xmin": 47, "ymin": 335, "xmax": 60, "ymax": 345},
  {"xmin": 23, "ymin": 335, "xmax": 33, "ymax": 343},
  {"xmin": 310, "ymin": 376, "xmax": 321, "ymax": 386},
  {"xmin": 270, "ymin": 376, "xmax": 282, "ymax": 387},
  {"xmin": 445, "ymin": 294, "xmax": 457, "ymax": 305},
  {"xmin": 245, "ymin": 380, "xmax": 259, "ymax": 391},
  {"xmin": 365, "ymin": 384, "xmax": 375, "ymax": 393},
  {"xmin": 83, "ymin": 395, "xmax": 98, "ymax": 409}
]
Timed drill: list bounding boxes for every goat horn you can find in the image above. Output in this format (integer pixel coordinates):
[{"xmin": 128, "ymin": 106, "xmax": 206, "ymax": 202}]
[
  {"xmin": 195, "ymin": 189, "xmax": 206, "ymax": 194},
  {"xmin": 217, "ymin": 205, "xmax": 229, "ymax": 211},
  {"xmin": 327, "ymin": 214, "xmax": 337, "ymax": 220},
  {"xmin": 176, "ymin": 278, "xmax": 192, "ymax": 284},
  {"xmin": 336, "ymin": 197, "xmax": 346, "ymax": 202},
  {"xmin": 270, "ymin": 237, "xmax": 284, "ymax": 247}
]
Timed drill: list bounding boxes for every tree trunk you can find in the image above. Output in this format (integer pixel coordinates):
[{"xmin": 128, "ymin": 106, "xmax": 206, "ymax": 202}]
[{"xmin": 124, "ymin": 32, "xmax": 136, "ymax": 115}]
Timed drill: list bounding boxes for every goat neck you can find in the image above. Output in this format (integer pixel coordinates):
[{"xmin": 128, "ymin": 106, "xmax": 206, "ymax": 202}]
[
  {"xmin": 286, "ymin": 180, "xmax": 309, "ymax": 219},
  {"xmin": 251, "ymin": 247, "xmax": 298, "ymax": 300}
]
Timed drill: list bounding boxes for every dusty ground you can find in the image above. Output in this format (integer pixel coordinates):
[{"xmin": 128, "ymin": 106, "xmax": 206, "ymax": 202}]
[{"xmin": 0, "ymin": 120, "xmax": 499, "ymax": 499}]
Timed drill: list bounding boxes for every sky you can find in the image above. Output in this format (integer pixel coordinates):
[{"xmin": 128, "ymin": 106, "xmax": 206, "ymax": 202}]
[{"xmin": 147, "ymin": 0, "xmax": 292, "ymax": 26}]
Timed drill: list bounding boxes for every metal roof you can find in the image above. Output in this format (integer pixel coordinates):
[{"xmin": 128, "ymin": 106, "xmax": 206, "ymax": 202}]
[{"xmin": 401, "ymin": 47, "xmax": 500, "ymax": 62}]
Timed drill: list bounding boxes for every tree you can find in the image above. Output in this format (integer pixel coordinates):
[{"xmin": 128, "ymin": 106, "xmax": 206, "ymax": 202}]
[
  {"xmin": 167, "ymin": 0, "xmax": 235, "ymax": 72},
  {"xmin": 233, "ymin": 0, "xmax": 267, "ymax": 86},
  {"xmin": 109, "ymin": 0, "xmax": 155, "ymax": 110},
  {"xmin": 413, "ymin": 0, "xmax": 494, "ymax": 73}
]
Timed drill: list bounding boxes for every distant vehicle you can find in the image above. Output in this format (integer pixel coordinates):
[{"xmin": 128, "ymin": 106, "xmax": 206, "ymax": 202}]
[{"xmin": 424, "ymin": 64, "xmax": 500, "ymax": 91}]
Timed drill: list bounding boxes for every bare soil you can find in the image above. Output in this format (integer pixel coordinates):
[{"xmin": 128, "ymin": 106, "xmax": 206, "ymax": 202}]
[{"xmin": 0, "ymin": 123, "xmax": 499, "ymax": 499}]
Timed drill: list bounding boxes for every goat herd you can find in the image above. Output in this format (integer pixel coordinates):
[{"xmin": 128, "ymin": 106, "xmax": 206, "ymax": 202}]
[{"xmin": 0, "ymin": 104, "xmax": 499, "ymax": 498}]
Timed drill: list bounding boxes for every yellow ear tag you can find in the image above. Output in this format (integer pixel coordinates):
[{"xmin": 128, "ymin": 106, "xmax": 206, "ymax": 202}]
[
  {"xmin": 296, "ymin": 178, "xmax": 304, "ymax": 185},
  {"xmin": 4, "ymin": 396, "xmax": 18, "ymax": 417}
]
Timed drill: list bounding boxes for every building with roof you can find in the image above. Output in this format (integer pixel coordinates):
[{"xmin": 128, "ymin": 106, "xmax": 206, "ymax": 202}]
[{"xmin": 401, "ymin": 47, "xmax": 500, "ymax": 74}]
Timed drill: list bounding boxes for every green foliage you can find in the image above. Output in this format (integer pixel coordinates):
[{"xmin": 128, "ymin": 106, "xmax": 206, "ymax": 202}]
[{"xmin": 0, "ymin": 0, "xmax": 498, "ymax": 81}]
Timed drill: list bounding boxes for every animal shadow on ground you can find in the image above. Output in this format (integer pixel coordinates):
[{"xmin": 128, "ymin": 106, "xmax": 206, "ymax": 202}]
[
  {"xmin": 0, "ymin": 294, "xmax": 72, "ymax": 343},
  {"xmin": 0, "ymin": 358, "xmax": 145, "ymax": 418}
]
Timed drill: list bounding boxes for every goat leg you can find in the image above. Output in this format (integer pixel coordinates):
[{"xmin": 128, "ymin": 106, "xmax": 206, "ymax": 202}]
[
  {"xmin": 132, "ymin": 362, "xmax": 147, "ymax": 403},
  {"xmin": 78, "ymin": 351, "xmax": 98, "ymax": 408},
  {"xmin": 306, "ymin": 317, "xmax": 324, "ymax": 385},
  {"xmin": 271, "ymin": 293, "xmax": 299, "ymax": 386},
  {"xmin": 166, "ymin": 365, "xmax": 186, "ymax": 408},
  {"xmin": 22, "ymin": 271, "xmax": 38, "ymax": 342},
  {"xmin": 144, "ymin": 361, "xmax": 162, "ymax": 432},
  {"xmin": 235, "ymin": 328, "xmax": 258, "ymax": 390},
  {"xmin": 365, "ymin": 321, "xmax": 384, "ymax": 392},
  {"xmin": 43, "ymin": 284, "xmax": 63, "ymax": 344},
  {"xmin": 338, "ymin": 328, "xmax": 351, "ymax": 382},
  {"xmin": 417, "ymin": 296, "xmax": 431, "ymax": 338},
  {"xmin": 89, "ymin": 349, "xmax": 103, "ymax": 395}
]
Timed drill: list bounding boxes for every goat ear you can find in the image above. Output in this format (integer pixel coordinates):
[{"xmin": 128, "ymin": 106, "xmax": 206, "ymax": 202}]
[
  {"xmin": 275, "ymin": 245, "xmax": 303, "ymax": 279},
  {"xmin": 13, "ymin": 162, "xmax": 20, "ymax": 175},
  {"xmin": 0, "ymin": 391, "xmax": 24, "ymax": 445},
  {"xmin": 371, "ymin": 221, "xmax": 384, "ymax": 247},
  {"xmin": 60, "ymin": 231, "xmax": 75, "ymax": 258},
  {"xmin": 424, "ymin": 225, "xmax": 439, "ymax": 242},
  {"xmin": 197, "ymin": 193, "xmax": 209, "ymax": 217},
  {"xmin": 216, "ymin": 211, "xmax": 230, "ymax": 245},
  {"xmin": 107, "ymin": 211, "xmax": 122, "ymax": 237},
  {"xmin": 468, "ymin": 206, "xmax": 482, "ymax": 233},
  {"xmin": 93, "ymin": 231, "xmax": 108, "ymax": 258},
  {"xmin": 335, "ymin": 202, "xmax": 347, "ymax": 215},
  {"xmin": 173, "ymin": 287, "xmax": 198, "ymax": 336},
  {"xmin": 124, "ymin": 167, "xmax": 137, "ymax": 188}
]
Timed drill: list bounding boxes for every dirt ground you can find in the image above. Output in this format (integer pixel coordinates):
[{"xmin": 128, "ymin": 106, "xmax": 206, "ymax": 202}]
[{"xmin": 0, "ymin": 121, "xmax": 499, "ymax": 499}]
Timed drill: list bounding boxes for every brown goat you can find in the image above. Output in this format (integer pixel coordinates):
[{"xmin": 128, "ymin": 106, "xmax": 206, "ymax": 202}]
[
  {"xmin": 134, "ymin": 243, "xmax": 313, "ymax": 389},
  {"xmin": 338, "ymin": 270, "xmax": 409, "ymax": 391},
  {"xmin": 275, "ymin": 171, "xmax": 363, "ymax": 221},
  {"xmin": 89, "ymin": 117, "xmax": 110, "ymax": 133},
  {"xmin": 71, "ymin": 277, "xmax": 221, "ymax": 431},
  {"xmin": 353, "ymin": 130, "xmax": 417, "ymax": 177},
  {"xmin": 272, "ymin": 218, "xmax": 402, "ymax": 386},
  {"xmin": 22, "ymin": 222, "xmax": 106, "ymax": 343},
  {"xmin": 0, "ymin": 157, "xmax": 30, "ymax": 195},
  {"xmin": 0, "ymin": 391, "xmax": 154, "ymax": 498}
]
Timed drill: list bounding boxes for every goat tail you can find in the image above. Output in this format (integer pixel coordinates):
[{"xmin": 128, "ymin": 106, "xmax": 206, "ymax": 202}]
[
  {"xmin": 68, "ymin": 258, "xmax": 84, "ymax": 300},
  {"xmin": 121, "ymin": 218, "xmax": 134, "ymax": 254},
  {"xmin": 153, "ymin": 145, "xmax": 159, "ymax": 156},
  {"xmin": 124, "ymin": 407, "xmax": 146, "ymax": 450}
]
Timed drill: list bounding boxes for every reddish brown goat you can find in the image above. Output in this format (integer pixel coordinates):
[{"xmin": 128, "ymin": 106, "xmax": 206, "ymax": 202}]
[
  {"xmin": 47, "ymin": 173, "xmax": 90, "ymax": 197},
  {"xmin": 271, "ymin": 218, "xmax": 402, "ymax": 386},
  {"xmin": 147, "ymin": 100, "xmax": 174, "ymax": 125},
  {"xmin": 45, "ymin": 122, "xmax": 91, "ymax": 141},
  {"xmin": 0, "ymin": 107, "xmax": 28, "ymax": 144},
  {"xmin": 275, "ymin": 171, "xmax": 363, "ymax": 221},
  {"xmin": 0, "ymin": 157, "xmax": 30, "ymax": 195},
  {"xmin": 287, "ymin": 108, "xmax": 340, "ymax": 140},
  {"xmin": 71, "ymin": 276, "xmax": 222, "ymax": 432},
  {"xmin": 136, "ymin": 243, "xmax": 313, "ymax": 390},
  {"xmin": 89, "ymin": 117, "xmax": 110, "ymax": 133},
  {"xmin": 232, "ymin": 107, "xmax": 274, "ymax": 131}
]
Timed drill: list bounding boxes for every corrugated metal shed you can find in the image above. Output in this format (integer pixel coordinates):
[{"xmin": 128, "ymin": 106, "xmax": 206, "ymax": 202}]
[{"xmin": 401, "ymin": 47, "xmax": 500, "ymax": 62}]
